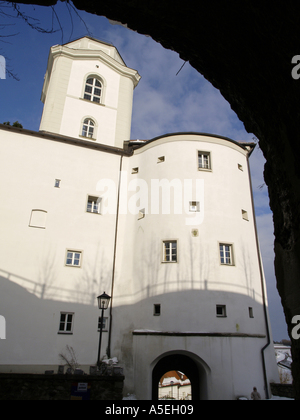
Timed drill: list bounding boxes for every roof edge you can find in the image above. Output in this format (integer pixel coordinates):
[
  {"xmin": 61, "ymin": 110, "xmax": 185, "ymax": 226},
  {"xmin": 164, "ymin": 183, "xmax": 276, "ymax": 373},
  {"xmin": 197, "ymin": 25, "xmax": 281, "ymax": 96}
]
[
  {"xmin": 129, "ymin": 132, "xmax": 256, "ymax": 155},
  {"xmin": 0, "ymin": 124, "xmax": 132, "ymax": 157}
]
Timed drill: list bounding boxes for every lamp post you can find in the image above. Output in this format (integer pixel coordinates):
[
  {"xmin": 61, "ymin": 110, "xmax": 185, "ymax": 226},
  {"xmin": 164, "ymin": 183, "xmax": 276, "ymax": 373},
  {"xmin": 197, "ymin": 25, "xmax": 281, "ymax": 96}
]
[{"xmin": 96, "ymin": 292, "xmax": 111, "ymax": 369}]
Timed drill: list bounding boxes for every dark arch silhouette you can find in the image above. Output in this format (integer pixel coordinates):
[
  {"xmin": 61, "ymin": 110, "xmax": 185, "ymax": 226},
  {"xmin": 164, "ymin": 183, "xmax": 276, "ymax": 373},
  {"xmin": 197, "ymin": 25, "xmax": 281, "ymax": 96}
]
[
  {"xmin": 8, "ymin": 1, "xmax": 300, "ymax": 399},
  {"xmin": 152, "ymin": 354, "xmax": 200, "ymax": 400}
]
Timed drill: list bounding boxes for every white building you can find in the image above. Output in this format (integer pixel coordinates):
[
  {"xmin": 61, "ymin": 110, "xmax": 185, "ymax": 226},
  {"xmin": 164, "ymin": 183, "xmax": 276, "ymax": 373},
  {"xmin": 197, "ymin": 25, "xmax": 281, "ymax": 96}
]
[
  {"xmin": 0, "ymin": 36, "xmax": 279, "ymax": 400},
  {"xmin": 274, "ymin": 345, "xmax": 292, "ymax": 384}
]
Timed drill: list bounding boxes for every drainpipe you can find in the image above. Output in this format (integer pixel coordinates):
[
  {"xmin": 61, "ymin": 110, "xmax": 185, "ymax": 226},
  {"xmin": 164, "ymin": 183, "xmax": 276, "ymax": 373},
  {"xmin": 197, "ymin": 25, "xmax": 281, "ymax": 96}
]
[
  {"xmin": 246, "ymin": 147, "xmax": 271, "ymax": 399},
  {"xmin": 107, "ymin": 154, "xmax": 123, "ymax": 358}
]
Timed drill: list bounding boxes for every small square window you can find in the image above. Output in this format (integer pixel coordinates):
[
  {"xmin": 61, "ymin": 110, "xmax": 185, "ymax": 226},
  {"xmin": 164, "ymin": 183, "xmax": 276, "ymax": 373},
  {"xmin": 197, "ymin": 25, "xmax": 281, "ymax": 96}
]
[
  {"xmin": 54, "ymin": 179, "xmax": 61, "ymax": 188},
  {"xmin": 66, "ymin": 250, "xmax": 82, "ymax": 267},
  {"xmin": 157, "ymin": 156, "xmax": 165, "ymax": 163},
  {"xmin": 138, "ymin": 208, "xmax": 145, "ymax": 220},
  {"xmin": 132, "ymin": 167, "xmax": 139, "ymax": 174},
  {"xmin": 238, "ymin": 164, "xmax": 243, "ymax": 171},
  {"xmin": 198, "ymin": 151, "xmax": 211, "ymax": 170},
  {"xmin": 242, "ymin": 210, "xmax": 249, "ymax": 221},
  {"xmin": 97, "ymin": 316, "xmax": 108, "ymax": 331},
  {"xmin": 29, "ymin": 209, "xmax": 47, "ymax": 229},
  {"xmin": 249, "ymin": 307, "xmax": 254, "ymax": 318},
  {"xmin": 87, "ymin": 195, "xmax": 101, "ymax": 214},
  {"xmin": 163, "ymin": 240, "xmax": 177, "ymax": 263},
  {"xmin": 58, "ymin": 312, "xmax": 74, "ymax": 333},
  {"xmin": 154, "ymin": 304, "xmax": 161, "ymax": 316},
  {"xmin": 216, "ymin": 305, "xmax": 226, "ymax": 317},
  {"xmin": 219, "ymin": 244, "xmax": 234, "ymax": 265},
  {"xmin": 189, "ymin": 201, "xmax": 200, "ymax": 212}
]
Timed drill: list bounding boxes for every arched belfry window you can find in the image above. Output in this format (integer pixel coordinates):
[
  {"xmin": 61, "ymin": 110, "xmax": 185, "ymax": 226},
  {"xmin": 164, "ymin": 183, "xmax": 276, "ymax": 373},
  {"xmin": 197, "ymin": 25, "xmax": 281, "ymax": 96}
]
[
  {"xmin": 81, "ymin": 118, "xmax": 95, "ymax": 139},
  {"xmin": 84, "ymin": 77, "xmax": 102, "ymax": 103}
]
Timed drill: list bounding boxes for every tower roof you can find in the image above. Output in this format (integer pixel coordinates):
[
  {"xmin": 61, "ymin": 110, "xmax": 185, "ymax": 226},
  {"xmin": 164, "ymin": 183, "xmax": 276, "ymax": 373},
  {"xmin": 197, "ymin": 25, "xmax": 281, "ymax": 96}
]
[{"xmin": 62, "ymin": 36, "xmax": 126, "ymax": 66}]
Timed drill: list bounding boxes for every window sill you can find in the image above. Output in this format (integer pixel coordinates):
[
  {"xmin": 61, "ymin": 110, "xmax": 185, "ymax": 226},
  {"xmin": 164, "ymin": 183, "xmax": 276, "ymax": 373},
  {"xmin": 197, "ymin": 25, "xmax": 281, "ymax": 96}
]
[
  {"xmin": 161, "ymin": 261, "xmax": 178, "ymax": 264},
  {"xmin": 198, "ymin": 168, "xmax": 212, "ymax": 172},
  {"xmin": 57, "ymin": 332, "xmax": 73, "ymax": 335},
  {"xmin": 80, "ymin": 98, "xmax": 105, "ymax": 106}
]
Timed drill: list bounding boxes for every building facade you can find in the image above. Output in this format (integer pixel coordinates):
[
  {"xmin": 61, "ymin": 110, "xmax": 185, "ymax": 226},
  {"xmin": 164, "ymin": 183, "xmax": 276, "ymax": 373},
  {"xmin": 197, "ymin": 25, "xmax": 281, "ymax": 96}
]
[{"xmin": 0, "ymin": 37, "xmax": 279, "ymax": 399}]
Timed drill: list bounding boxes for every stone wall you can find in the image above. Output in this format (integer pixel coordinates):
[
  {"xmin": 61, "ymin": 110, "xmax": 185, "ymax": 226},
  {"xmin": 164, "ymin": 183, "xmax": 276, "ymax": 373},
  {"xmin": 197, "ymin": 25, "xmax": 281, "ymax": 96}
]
[
  {"xmin": 270, "ymin": 383, "xmax": 295, "ymax": 399},
  {"xmin": 0, "ymin": 373, "xmax": 124, "ymax": 400}
]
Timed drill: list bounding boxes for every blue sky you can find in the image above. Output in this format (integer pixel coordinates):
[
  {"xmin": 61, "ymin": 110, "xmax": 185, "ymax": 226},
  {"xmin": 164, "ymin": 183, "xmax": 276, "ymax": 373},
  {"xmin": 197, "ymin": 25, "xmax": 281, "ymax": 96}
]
[{"xmin": 0, "ymin": 1, "xmax": 287, "ymax": 341}]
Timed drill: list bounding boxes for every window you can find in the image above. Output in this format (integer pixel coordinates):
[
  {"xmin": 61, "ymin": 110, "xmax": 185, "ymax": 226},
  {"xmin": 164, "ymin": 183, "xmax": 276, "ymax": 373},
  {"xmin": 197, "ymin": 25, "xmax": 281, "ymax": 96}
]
[
  {"xmin": 97, "ymin": 316, "xmax": 108, "ymax": 331},
  {"xmin": 86, "ymin": 195, "xmax": 101, "ymax": 214},
  {"xmin": 249, "ymin": 307, "xmax": 254, "ymax": 318},
  {"xmin": 189, "ymin": 201, "xmax": 200, "ymax": 212},
  {"xmin": 163, "ymin": 240, "xmax": 177, "ymax": 262},
  {"xmin": 66, "ymin": 250, "xmax": 82, "ymax": 267},
  {"xmin": 238, "ymin": 163, "xmax": 243, "ymax": 171},
  {"xmin": 54, "ymin": 179, "xmax": 61, "ymax": 188},
  {"xmin": 219, "ymin": 244, "xmax": 234, "ymax": 265},
  {"xmin": 198, "ymin": 151, "xmax": 211, "ymax": 170},
  {"xmin": 216, "ymin": 305, "xmax": 226, "ymax": 317},
  {"xmin": 153, "ymin": 304, "xmax": 161, "ymax": 316},
  {"xmin": 81, "ymin": 118, "xmax": 95, "ymax": 138},
  {"xmin": 132, "ymin": 167, "xmax": 139, "ymax": 174},
  {"xmin": 138, "ymin": 208, "xmax": 145, "ymax": 220},
  {"xmin": 157, "ymin": 156, "xmax": 165, "ymax": 163},
  {"xmin": 29, "ymin": 209, "xmax": 47, "ymax": 229},
  {"xmin": 84, "ymin": 77, "xmax": 102, "ymax": 103},
  {"xmin": 58, "ymin": 312, "xmax": 74, "ymax": 333},
  {"xmin": 242, "ymin": 209, "xmax": 249, "ymax": 221}
]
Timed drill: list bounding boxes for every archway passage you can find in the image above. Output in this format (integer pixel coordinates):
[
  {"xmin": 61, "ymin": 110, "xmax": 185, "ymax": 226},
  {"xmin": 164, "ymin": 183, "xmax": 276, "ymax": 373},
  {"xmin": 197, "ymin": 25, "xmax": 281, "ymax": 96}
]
[
  {"xmin": 158, "ymin": 370, "xmax": 192, "ymax": 400},
  {"xmin": 152, "ymin": 354, "xmax": 200, "ymax": 400}
]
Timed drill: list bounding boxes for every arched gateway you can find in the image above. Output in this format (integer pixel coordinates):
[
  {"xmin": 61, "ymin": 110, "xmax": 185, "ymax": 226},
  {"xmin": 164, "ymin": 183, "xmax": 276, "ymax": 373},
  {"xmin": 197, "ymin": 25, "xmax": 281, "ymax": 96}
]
[{"xmin": 152, "ymin": 352, "xmax": 210, "ymax": 400}]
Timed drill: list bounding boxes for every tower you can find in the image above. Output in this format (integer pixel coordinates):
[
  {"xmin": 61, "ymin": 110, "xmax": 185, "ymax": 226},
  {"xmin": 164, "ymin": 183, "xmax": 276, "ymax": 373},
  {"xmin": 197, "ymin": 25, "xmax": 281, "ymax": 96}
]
[{"xmin": 39, "ymin": 36, "xmax": 141, "ymax": 148}]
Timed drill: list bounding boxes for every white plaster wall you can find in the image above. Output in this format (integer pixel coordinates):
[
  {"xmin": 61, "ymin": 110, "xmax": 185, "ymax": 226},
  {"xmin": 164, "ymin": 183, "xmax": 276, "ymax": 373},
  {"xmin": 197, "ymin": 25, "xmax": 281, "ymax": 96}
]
[
  {"xmin": 132, "ymin": 334, "xmax": 278, "ymax": 400},
  {"xmin": 59, "ymin": 58, "xmax": 121, "ymax": 145},
  {"xmin": 110, "ymin": 134, "xmax": 279, "ymax": 398},
  {"xmin": 0, "ymin": 129, "xmax": 121, "ymax": 367},
  {"xmin": 39, "ymin": 55, "xmax": 72, "ymax": 135}
]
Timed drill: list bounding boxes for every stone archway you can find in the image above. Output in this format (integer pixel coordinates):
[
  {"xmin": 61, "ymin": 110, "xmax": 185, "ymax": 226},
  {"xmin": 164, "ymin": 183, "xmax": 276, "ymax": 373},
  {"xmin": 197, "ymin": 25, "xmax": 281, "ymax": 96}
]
[
  {"xmin": 152, "ymin": 352, "xmax": 208, "ymax": 400},
  {"xmin": 8, "ymin": 1, "xmax": 300, "ymax": 399}
]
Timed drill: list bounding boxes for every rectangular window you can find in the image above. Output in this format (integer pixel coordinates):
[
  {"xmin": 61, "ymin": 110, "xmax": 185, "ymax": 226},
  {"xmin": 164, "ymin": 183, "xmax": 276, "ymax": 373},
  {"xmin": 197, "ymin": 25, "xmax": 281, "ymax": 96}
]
[
  {"xmin": 66, "ymin": 250, "xmax": 82, "ymax": 267},
  {"xmin": 219, "ymin": 244, "xmax": 233, "ymax": 265},
  {"xmin": 29, "ymin": 209, "xmax": 47, "ymax": 229},
  {"xmin": 97, "ymin": 316, "xmax": 108, "ymax": 331},
  {"xmin": 163, "ymin": 240, "xmax": 177, "ymax": 262},
  {"xmin": 216, "ymin": 305, "xmax": 226, "ymax": 317},
  {"xmin": 54, "ymin": 179, "xmax": 61, "ymax": 188},
  {"xmin": 242, "ymin": 209, "xmax": 249, "ymax": 221},
  {"xmin": 249, "ymin": 307, "xmax": 254, "ymax": 318},
  {"xmin": 157, "ymin": 156, "xmax": 165, "ymax": 163},
  {"xmin": 153, "ymin": 304, "xmax": 161, "ymax": 316},
  {"xmin": 132, "ymin": 167, "xmax": 139, "ymax": 174},
  {"xmin": 238, "ymin": 164, "xmax": 243, "ymax": 171},
  {"xmin": 198, "ymin": 151, "xmax": 211, "ymax": 170},
  {"xmin": 87, "ymin": 196, "xmax": 101, "ymax": 214},
  {"xmin": 189, "ymin": 201, "xmax": 200, "ymax": 212},
  {"xmin": 58, "ymin": 312, "xmax": 74, "ymax": 333},
  {"xmin": 138, "ymin": 208, "xmax": 145, "ymax": 220}
]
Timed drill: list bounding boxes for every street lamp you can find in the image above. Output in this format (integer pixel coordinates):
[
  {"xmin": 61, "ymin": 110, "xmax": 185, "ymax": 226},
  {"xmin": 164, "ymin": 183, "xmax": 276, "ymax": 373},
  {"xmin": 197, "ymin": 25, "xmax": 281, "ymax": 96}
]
[{"xmin": 96, "ymin": 292, "xmax": 111, "ymax": 369}]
